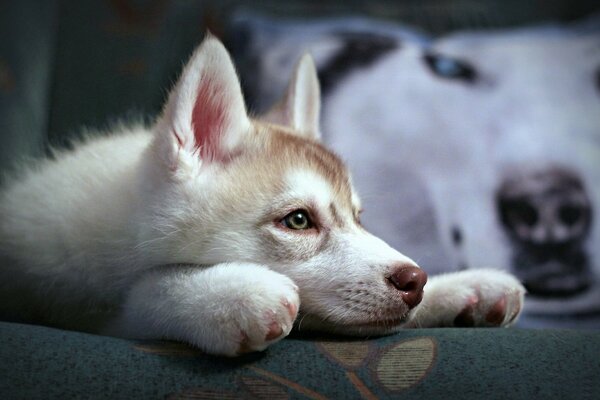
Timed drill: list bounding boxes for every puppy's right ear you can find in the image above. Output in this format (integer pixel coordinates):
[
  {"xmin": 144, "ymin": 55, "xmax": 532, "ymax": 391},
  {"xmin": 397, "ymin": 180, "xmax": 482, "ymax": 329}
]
[
  {"xmin": 262, "ymin": 54, "xmax": 321, "ymax": 141},
  {"xmin": 154, "ymin": 36, "xmax": 251, "ymax": 171}
]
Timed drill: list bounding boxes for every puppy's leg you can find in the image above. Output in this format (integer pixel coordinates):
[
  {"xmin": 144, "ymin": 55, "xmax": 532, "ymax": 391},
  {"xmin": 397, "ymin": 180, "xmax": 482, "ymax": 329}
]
[
  {"xmin": 105, "ymin": 263, "xmax": 299, "ymax": 356},
  {"xmin": 406, "ymin": 269, "xmax": 525, "ymax": 328}
]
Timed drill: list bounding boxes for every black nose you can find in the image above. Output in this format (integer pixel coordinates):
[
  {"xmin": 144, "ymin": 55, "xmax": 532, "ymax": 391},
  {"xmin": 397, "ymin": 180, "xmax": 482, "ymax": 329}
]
[
  {"xmin": 388, "ymin": 265, "xmax": 428, "ymax": 309},
  {"xmin": 497, "ymin": 168, "xmax": 592, "ymax": 246}
]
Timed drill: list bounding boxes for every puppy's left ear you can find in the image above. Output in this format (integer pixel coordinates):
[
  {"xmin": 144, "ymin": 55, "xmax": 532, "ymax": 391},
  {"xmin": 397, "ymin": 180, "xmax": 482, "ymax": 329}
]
[
  {"xmin": 154, "ymin": 36, "xmax": 251, "ymax": 170},
  {"xmin": 263, "ymin": 54, "xmax": 321, "ymax": 141}
]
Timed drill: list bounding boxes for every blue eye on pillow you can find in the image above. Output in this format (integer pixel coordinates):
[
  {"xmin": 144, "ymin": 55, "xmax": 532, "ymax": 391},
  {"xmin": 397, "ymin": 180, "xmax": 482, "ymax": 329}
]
[{"xmin": 423, "ymin": 52, "xmax": 478, "ymax": 83}]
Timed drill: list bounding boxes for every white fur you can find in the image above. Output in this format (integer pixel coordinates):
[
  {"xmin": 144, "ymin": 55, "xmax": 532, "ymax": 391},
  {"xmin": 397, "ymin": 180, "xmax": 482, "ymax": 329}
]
[
  {"xmin": 284, "ymin": 170, "xmax": 333, "ymax": 209},
  {"xmin": 0, "ymin": 37, "xmax": 525, "ymax": 356}
]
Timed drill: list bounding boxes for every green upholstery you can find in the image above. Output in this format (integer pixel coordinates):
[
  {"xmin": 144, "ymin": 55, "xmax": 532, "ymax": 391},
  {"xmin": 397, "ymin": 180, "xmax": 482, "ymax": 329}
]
[
  {"xmin": 0, "ymin": 0, "xmax": 58, "ymax": 174},
  {"xmin": 1, "ymin": 321, "xmax": 599, "ymax": 399}
]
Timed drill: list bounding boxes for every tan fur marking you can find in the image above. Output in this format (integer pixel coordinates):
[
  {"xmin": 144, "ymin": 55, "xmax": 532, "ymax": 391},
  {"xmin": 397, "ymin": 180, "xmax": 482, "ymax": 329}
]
[
  {"xmin": 259, "ymin": 122, "xmax": 353, "ymax": 209},
  {"xmin": 329, "ymin": 203, "xmax": 345, "ymax": 228},
  {"xmin": 205, "ymin": 120, "xmax": 356, "ymax": 265}
]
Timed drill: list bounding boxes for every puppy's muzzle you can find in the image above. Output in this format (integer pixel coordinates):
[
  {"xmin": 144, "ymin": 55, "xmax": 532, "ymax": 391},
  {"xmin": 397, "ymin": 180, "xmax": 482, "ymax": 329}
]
[{"xmin": 387, "ymin": 265, "xmax": 428, "ymax": 308}]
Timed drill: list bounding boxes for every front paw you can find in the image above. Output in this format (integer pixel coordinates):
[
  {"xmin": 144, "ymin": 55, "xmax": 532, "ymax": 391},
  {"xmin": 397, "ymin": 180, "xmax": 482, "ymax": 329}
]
[
  {"xmin": 112, "ymin": 263, "xmax": 301, "ymax": 357},
  {"xmin": 211, "ymin": 267, "xmax": 300, "ymax": 356},
  {"xmin": 414, "ymin": 269, "xmax": 525, "ymax": 328},
  {"xmin": 236, "ymin": 285, "xmax": 300, "ymax": 355}
]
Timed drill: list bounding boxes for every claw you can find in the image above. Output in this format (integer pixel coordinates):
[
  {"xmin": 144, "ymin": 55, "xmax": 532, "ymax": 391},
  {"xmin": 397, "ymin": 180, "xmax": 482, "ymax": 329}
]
[{"xmin": 507, "ymin": 297, "xmax": 521, "ymax": 323}]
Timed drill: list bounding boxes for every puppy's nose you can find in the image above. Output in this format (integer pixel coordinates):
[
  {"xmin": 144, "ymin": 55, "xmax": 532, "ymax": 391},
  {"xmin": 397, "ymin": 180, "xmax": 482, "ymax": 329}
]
[{"xmin": 388, "ymin": 265, "xmax": 427, "ymax": 309}]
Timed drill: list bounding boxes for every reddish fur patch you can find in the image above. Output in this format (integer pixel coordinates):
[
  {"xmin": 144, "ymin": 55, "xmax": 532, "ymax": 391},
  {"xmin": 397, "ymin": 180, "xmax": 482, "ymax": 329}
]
[
  {"xmin": 269, "ymin": 129, "xmax": 353, "ymax": 210},
  {"xmin": 192, "ymin": 73, "xmax": 226, "ymax": 160}
]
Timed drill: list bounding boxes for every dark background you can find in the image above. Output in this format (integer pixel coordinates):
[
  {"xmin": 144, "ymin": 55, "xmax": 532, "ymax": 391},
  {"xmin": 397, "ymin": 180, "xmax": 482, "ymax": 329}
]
[{"xmin": 1, "ymin": 0, "xmax": 599, "ymax": 175}]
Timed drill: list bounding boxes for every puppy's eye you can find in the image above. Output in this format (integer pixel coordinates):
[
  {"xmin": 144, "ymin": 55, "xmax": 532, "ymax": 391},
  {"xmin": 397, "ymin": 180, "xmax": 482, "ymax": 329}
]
[
  {"xmin": 281, "ymin": 210, "xmax": 313, "ymax": 230},
  {"xmin": 423, "ymin": 52, "xmax": 477, "ymax": 83}
]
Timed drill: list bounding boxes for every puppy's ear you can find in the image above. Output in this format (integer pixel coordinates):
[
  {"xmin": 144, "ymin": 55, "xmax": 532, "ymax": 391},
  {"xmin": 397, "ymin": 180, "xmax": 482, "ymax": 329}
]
[
  {"xmin": 263, "ymin": 54, "xmax": 321, "ymax": 141},
  {"xmin": 156, "ymin": 35, "xmax": 251, "ymax": 169}
]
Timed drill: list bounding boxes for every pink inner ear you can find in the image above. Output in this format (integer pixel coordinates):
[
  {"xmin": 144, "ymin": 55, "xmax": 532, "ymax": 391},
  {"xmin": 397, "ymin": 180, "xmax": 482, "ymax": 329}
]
[{"xmin": 191, "ymin": 74, "xmax": 226, "ymax": 160}]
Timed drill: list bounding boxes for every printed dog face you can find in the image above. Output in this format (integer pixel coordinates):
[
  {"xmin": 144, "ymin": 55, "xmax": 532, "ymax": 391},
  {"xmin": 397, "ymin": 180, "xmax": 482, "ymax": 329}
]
[
  {"xmin": 236, "ymin": 17, "xmax": 600, "ymax": 325},
  {"xmin": 322, "ymin": 30, "xmax": 600, "ymax": 317}
]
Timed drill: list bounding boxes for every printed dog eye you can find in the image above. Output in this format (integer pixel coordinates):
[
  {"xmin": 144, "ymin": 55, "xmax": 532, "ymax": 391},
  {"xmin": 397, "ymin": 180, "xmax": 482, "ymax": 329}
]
[
  {"xmin": 423, "ymin": 52, "xmax": 478, "ymax": 83},
  {"xmin": 281, "ymin": 210, "xmax": 314, "ymax": 230}
]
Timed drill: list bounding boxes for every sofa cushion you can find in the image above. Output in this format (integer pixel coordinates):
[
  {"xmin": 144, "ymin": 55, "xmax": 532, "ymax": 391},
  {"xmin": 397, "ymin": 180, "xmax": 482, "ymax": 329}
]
[{"xmin": 1, "ymin": 321, "xmax": 598, "ymax": 399}]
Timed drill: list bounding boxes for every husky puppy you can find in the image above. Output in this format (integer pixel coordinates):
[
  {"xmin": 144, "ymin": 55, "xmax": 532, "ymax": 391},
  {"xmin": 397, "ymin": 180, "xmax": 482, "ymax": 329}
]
[{"xmin": 0, "ymin": 37, "xmax": 524, "ymax": 356}]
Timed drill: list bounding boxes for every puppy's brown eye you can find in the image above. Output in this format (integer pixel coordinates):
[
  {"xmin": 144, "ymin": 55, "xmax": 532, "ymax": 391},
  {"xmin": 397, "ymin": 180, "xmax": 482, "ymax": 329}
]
[{"xmin": 282, "ymin": 210, "xmax": 313, "ymax": 230}]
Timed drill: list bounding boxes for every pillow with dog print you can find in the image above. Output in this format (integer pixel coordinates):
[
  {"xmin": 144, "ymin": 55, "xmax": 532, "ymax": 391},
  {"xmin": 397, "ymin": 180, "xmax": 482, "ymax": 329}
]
[{"xmin": 229, "ymin": 13, "xmax": 600, "ymax": 330}]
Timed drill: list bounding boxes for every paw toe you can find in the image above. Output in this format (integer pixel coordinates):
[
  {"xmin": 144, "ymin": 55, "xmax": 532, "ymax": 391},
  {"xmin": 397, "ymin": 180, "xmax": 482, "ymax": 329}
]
[
  {"xmin": 453, "ymin": 295, "xmax": 478, "ymax": 327},
  {"xmin": 283, "ymin": 299, "xmax": 298, "ymax": 319},
  {"xmin": 237, "ymin": 332, "xmax": 253, "ymax": 355},
  {"xmin": 485, "ymin": 296, "xmax": 507, "ymax": 326},
  {"xmin": 454, "ymin": 308, "xmax": 474, "ymax": 327},
  {"xmin": 265, "ymin": 320, "xmax": 284, "ymax": 341}
]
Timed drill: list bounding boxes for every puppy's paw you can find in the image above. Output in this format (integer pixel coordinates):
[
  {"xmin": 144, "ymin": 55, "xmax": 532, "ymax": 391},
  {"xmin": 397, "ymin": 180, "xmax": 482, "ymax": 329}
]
[
  {"xmin": 236, "ymin": 283, "xmax": 300, "ymax": 354},
  {"xmin": 201, "ymin": 264, "xmax": 301, "ymax": 356},
  {"xmin": 105, "ymin": 263, "xmax": 299, "ymax": 357},
  {"xmin": 412, "ymin": 269, "xmax": 525, "ymax": 328}
]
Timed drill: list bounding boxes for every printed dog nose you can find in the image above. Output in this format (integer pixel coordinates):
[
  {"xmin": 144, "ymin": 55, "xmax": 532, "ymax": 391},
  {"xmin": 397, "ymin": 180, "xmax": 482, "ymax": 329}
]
[
  {"xmin": 388, "ymin": 265, "xmax": 428, "ymax": 308},
  {"xmin": 496, "ymin": 167, "xmax": 592, "ymax": 246}
]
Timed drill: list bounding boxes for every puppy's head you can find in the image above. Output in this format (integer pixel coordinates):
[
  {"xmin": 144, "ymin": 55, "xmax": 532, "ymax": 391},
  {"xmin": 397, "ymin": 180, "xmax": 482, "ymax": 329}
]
[{"xmin": 147, "ymin": 36, "xmax": 427, "ymax": 335}]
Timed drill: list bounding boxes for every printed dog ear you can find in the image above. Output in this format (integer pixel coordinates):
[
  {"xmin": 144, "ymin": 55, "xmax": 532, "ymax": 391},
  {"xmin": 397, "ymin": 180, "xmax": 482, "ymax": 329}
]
[
  {"xmin": 156, "ymin": 35, "xmax": 251, "ymax": 167},
  {"xmin": 263, "ymin": 54, "xmax": 321, "ymax": 141}
]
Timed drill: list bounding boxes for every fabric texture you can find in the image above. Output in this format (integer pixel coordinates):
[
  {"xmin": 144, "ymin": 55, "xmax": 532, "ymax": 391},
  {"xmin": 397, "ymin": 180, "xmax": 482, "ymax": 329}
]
[{"xmin": 1, "ymin": 321, "xmax": 599, "ymax": 399}]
